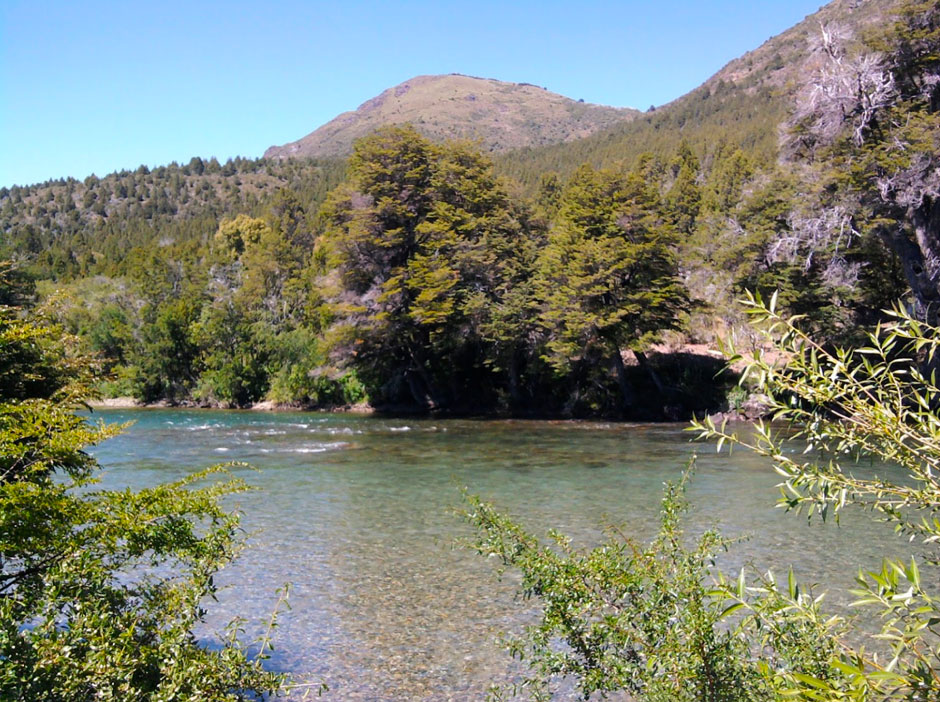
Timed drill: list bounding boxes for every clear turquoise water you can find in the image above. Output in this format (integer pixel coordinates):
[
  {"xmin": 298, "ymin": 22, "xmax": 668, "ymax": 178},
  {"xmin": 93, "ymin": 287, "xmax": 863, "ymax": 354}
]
[{"xmin": 89, "ymin": 409, "xmax": 917, "ymax": 700}]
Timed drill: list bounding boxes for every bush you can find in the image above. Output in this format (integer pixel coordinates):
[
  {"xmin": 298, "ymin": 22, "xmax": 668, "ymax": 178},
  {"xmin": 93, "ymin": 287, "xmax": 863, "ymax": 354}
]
[
  {"xmin": 0, "ymin": 289, "xmax": 286, "ymax": 698},
  {"xmin": 697, "ymin": 292, "xmax": 940, "ymax": 699},
  {"xmin": 466, "ymin": 291, "xmax": 940, "ymax": 700},
  {"xmin": 466, "ymin": 469, "xmax": 771, "ymax": 701},
  {"xmin": 265, "ymin": 327, "xmax": 368, "ymax": 407},
  {"xmin": 465, "ymin": 462, "xmax": 845, "ymax": 701}
]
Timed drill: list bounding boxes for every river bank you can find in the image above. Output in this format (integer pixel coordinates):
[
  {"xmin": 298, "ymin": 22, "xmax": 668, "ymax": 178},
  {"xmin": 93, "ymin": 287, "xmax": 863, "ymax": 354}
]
[
  {"xmin": 87, "ymin": 396, "xmax": 375, "ymax": 413},
  {"xmin": 87, "ymin": 344, "xmax": 777, "ymax": 421},
  {"xmin": 87, "ymin": 393, "xmax": 772, "ymax": 423},
  {"xmin": 89, "ymin": 344, "xmax": 769, "ymax": 421}
]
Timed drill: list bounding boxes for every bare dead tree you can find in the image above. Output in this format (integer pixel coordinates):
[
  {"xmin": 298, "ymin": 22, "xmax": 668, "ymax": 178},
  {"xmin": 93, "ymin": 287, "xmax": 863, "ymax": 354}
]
[
  {"xmin": 783, "ymin": 4, "xmax": 940, "ymax": 323},
  {"xmin": 786, "ymin": 22, "xmax": 896, "ymax": 150}
]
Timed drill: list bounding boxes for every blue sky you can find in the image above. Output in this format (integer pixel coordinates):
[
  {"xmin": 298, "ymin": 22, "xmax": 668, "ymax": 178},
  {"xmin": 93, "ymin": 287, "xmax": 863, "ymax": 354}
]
[{"xmin": 0, "ymin": 0, "xmax": 826, "ymax": 187}]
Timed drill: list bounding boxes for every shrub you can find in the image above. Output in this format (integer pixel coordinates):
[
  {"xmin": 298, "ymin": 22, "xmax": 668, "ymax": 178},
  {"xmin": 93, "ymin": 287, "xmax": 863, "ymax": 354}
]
[
  {"xmin": 466, "ymin": 291, "xmax": 940, "ymax": 700},
  {"xmin": 0, "ymin": 288, "xmax": 286, "ymax": 699},
  {"xmin": 696, "ymin": 291, "xmax": 940, "ymax": 699},
  {"xmin": 465, "ymin": 469, "xmax": 770, "ymax": 701}
]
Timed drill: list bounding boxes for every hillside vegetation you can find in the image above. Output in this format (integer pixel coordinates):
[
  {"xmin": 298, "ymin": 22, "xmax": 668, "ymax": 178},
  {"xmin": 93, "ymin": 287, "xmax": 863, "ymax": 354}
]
[
  {"xmin": 0, "ymin": 156, "xmax": 345, "ymax": 280},
  {"xmin": 496, "ymin": 0, "xmax": 901, "ymax": 187}
]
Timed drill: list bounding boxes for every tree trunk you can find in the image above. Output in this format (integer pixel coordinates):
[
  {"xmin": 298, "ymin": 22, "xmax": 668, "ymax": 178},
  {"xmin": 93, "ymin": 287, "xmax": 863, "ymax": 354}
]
[
  {"xmin": 405, "ymin": 339, "xmax": 446, "ymax": 410},
  {"xmin": 563, "ymin": 360, "xmax": 586, "ymax": 417},
  {"xmin": 416, "ymin": 364, "xmax": 446, "ymax": 409},
  {"xmin": 404, "ymin": 369, "xmax": 433, "ymax": 410},
  {"xmin": 507, "ymin": 351, "xmax": 522, "ymax": 408},
  {"xmin": 611, "ymin": 350, "xmax": 635, "ymax": 411},
  {"xmin": 909, "ymin": 200, "xmax": 940, "ymax": 326},
  {"xmin": 634, "ymin": 350, "xmax": 666, "ymax": 396},
  {"xmin": 879, "ymin": 205, "xmax": 940, "ymax": 386}
]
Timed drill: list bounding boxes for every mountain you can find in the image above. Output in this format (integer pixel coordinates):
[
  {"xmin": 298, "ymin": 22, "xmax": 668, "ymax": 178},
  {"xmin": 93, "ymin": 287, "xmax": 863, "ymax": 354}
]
[
  {"xmin": 495, "ymin": 0, "xmax": 902, "ymax": 186},
  {"xmin": 702, "ymin": 0, "xmax": 897, "ymax": 93},
  {"xmin": 263, "ymin": 74, "xmax": 640, "ymax": 159}
]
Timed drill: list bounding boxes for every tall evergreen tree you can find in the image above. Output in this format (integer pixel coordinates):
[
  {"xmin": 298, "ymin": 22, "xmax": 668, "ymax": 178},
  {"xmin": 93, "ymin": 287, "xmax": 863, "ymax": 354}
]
[
  {"xmin": 318, "ymin": 126, "xmax": 525, "ymax": 410},
  {"xmin": 537, "ymin": 165, "xmax": 687, "ymax": 411},
  {"xmin": 664, "ymin": 141, "xmax": 702, "ymax": 236}
]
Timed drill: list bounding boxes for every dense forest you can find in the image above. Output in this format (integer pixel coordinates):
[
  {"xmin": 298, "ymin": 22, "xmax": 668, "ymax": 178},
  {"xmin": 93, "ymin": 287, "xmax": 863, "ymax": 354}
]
[
  {"xmin": 0, "ymin": 123, "xmax": 905, "ymax": 418},
  {"xmin": 0, "ymin": 156, "xmax": 346, "ymax": 279},
  {"xmin": 0, "ymin": 0, "xmax": 930, "ymax": 421}
]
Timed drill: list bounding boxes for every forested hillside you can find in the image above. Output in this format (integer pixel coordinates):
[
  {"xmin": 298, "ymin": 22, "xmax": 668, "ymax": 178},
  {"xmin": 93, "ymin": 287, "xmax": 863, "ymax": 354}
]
[
  {"xmin": 496, "ymin": 0, "xmax": 900, "ymax": 186},
  {"xmin": 1, "ymin": 0, "xmax": 928, "ymax": 420},
  {"xmin": 0, "ymin": 156, "xmax": 345, "ymax": 280}
]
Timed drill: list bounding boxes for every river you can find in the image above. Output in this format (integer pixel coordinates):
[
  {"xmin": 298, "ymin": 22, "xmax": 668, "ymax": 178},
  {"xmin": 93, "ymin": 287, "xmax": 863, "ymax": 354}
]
[{"xmin": 89, "ymin": 409, "xmax": 916, "ymax": 700}]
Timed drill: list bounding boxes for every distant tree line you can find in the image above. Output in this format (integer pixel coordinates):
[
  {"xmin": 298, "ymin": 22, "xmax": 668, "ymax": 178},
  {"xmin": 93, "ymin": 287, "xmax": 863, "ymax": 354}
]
[{"xmin": 0, "ymin": 156, "xmax": 346, "ymax": 280}]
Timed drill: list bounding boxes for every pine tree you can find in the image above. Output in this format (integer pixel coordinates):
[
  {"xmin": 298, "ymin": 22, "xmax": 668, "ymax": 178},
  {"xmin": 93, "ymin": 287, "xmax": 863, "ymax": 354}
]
[{"xmin": 664, "ymin": 141, "xmax": 702, "ymax": 235}]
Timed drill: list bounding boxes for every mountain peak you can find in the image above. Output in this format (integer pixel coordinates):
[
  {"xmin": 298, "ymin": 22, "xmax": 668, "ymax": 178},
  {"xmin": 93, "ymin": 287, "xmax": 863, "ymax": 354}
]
[{"xmin": 264, "ymin": 74, "xmax": 639, "ymax": 159}]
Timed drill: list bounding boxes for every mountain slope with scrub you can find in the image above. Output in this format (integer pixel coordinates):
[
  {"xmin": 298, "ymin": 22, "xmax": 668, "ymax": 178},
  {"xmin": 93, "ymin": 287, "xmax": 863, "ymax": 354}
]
[{"xmin": 264, "ymin": 73, "xmax": 639, "ymax": 159}]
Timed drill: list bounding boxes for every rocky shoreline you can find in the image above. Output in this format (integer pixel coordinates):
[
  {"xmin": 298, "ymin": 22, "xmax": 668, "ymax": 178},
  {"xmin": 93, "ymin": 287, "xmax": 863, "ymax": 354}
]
[
  {"xmin": 704, "ymin": 393, "xmax": 774, "ymax": 425},
  {"xmin": 87, "ymin": 393, "xmax": 775, "ymax": 423},
  {"xmin": 86, "ymin": 396, "xmax": 375, "ymax": 413}
]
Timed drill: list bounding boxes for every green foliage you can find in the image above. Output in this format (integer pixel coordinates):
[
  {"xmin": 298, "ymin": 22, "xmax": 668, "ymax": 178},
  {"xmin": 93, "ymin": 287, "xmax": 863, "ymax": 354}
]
[
  {"xmin": 193, "ymin": 309, "xmax": 269, "ymax": 408},
  {"xmin": 133, "ymin": 297, "xmax": 203, "ymax": 403},
  {"xmin": 0, "ymin": 262, "xmax": 35, "ymax": 308},
  {"xmin": 702, "ymin": 147, "xmax": 754, "ymax": 214},
  {"xmin": 536, "ymin": 164, "xmax": 687, "ymax": 411},
  {"xmin": 538, "ymin": 165, "xmax": 685, "ymax": 364},
  {"xmin": 213, "ymin": 213, "xmax": 270, "ymax": 258},
  {"xmin": 465, "ymin": 466, "xmax": 837, "ymax": 701},
  {"xmin": 319, "ymin": 126, "xmax": 537, "ymax": 410},
  {"xmin": 783, "ymin": 0, "xmax": 940, "ymax": 326},
  {"xmin": 495, "ymin": 82, "xmax": 785, "ymax": 191},
  {"xmin": 318, "ymin": 128, "xmax": 696, "ymax": 415},
  {"xmin": 0, "ymin": 306, "xmax": 95, "ymax": 406},
  {"xmin": 467, "ymin": 297, "xmax": 940, "ymax": 701},
  {"xmin": 467, "ymin": 294, "xmax": 940, "ymax": 699},
  {"xmin": 664, "ymin": 142, "xmax": 702, "ymax": 235},
  {"xmin": 0, "ymin": 293, "xmax": 285, "ymax": 699},
  {"xmin": 34, "ymin": 277, "xmax": 139, "ymax": 376},
  {"xmin": 4, "ymin": 0, "xmax": 925, "ymax": 417},
  {"xmin": 694, "ymin": 291, "xmax": 940, "ymax": 699},
  {"xmin": 264, "ymin": 326, "xmax": 366, "ymax": 406},
  {"xmin": 0, "ymin": 157, "xmax": 346, "ymax": 283}
]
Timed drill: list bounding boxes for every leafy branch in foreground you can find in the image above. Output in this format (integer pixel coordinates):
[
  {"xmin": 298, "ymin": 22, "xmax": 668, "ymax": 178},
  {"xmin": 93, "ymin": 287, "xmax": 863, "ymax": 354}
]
[
  {"xmin": 0, "ymin": 277, "xmax": 288, "ymax": 699},
  {"xmin": 693, "ymin": 290, "xmax": 940, "ymax": 699},
  {"xmin": 464, "ymin": 466, "xmax": 840, "ymax": 702},
  {"xmin": 695, "ymin": 290, "xmax": 940, "ymax": 542}
]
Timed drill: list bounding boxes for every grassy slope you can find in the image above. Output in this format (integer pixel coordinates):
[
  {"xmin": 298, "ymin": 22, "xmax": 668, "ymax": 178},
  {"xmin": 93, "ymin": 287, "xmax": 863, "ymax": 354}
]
[{"xmin": 264, "ymin": 74, "xmax": 640, "ymax": 158}]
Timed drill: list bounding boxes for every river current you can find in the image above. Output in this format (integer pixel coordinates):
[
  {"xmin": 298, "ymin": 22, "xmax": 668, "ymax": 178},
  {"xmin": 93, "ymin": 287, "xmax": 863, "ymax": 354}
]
[{"xmin": 89, "ymin": 409, "xmax": 915, "ymax": 700}]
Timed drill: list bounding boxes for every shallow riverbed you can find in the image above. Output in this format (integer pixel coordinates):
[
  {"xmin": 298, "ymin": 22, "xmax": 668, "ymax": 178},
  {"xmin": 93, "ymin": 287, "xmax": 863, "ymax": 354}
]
[{"xmin": 89, "ymin": 409, "xmax": 916, "ymax": 700}]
